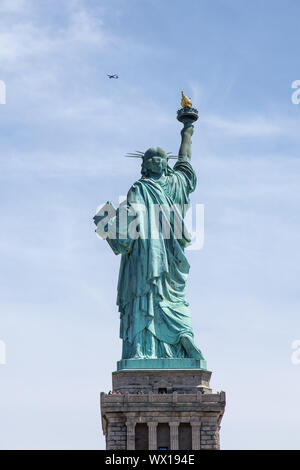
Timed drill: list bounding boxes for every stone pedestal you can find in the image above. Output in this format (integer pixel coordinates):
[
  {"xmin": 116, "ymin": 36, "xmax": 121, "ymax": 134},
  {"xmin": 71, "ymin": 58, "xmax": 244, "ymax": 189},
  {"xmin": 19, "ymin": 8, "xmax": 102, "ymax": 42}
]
[{"xmin": 101, "ymin": 369, "xmax": 225, "ymax": 450}]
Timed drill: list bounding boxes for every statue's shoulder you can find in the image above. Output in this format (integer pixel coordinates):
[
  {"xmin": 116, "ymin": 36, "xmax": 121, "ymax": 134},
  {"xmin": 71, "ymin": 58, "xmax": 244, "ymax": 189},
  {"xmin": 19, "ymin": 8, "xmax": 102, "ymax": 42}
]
[
  {"xmin": 129, "ymin": 178, "xmax": 144, "ymax": 191},
  {"xmin": 126, "ymin": 179, "xmax": 146, "ymax": 201},
  {"xmin": 127, "ymin": 177, "xmax": 158, "ymax": 202},
  {"xmin": 173, "ymin": 159, "xmax": 197, "ymax": 192},
  {"xmin": 173, "ymin": 159, "xmax": 195, "ymax": 171},
  {"xmin": 130, "ymin": 177, "xmax": 152, "ymax": 190}
]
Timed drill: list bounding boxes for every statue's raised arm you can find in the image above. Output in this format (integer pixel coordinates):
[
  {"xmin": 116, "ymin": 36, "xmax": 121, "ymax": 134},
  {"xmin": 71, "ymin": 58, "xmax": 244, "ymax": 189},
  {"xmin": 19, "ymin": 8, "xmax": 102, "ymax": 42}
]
[
  {"xmin": 178, "ymin": 121, "xmax": 194, "ymax": 160},
  {"xmin": 177, "ymin": 91, "xmax": 198, "ymax": 161}
]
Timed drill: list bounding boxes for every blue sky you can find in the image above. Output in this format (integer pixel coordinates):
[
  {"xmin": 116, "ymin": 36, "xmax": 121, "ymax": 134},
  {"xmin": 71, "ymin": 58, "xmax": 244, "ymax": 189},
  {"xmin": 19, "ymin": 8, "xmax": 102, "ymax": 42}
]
[{"xmin": 0, "ymin": 0, "xmax": 300, "ymax": 449}]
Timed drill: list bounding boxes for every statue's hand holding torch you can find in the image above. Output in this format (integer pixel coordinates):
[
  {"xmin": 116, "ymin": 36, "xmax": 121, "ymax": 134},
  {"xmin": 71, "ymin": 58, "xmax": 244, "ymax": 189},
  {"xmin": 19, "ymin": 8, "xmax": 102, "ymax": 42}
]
[{"xmin": 177, "ymin": 91, "xmax": 198, "ymax": 160}]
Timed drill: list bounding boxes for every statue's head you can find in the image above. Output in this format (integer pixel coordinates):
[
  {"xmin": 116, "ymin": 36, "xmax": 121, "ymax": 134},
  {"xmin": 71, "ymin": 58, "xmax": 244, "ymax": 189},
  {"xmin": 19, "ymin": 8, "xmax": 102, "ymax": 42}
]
[{"xmin": 141, "ymin": 147, "xmax": 168, "ymax": 177}]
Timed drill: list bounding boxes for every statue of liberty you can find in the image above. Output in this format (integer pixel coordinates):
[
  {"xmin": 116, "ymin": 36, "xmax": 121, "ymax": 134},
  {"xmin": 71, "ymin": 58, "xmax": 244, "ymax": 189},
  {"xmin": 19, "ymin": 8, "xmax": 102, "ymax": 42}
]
[{"xmin": 94, "ymin": 93, "xmax": 205, "ymax": 367}]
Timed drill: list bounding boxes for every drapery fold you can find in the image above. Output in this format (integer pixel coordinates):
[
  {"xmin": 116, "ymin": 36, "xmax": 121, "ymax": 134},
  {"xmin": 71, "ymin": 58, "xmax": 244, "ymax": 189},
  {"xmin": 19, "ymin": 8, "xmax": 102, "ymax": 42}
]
[{"xmin": 104, "ymin": 160, "xmax": 202, "ymax": 359}]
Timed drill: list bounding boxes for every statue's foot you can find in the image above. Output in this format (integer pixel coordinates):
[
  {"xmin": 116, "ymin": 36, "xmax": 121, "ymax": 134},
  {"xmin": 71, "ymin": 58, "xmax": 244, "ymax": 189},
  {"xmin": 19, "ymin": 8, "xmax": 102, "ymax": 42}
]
[{"xmin": 181, "ymin": 335, "xmax": 204, "ymax": 359}]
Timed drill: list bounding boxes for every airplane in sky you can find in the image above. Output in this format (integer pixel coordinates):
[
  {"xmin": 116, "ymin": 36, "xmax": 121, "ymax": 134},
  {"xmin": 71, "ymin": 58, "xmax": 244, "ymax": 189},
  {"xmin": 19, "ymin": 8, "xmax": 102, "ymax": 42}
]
[{"xmin": 107, "ymin": 74, "xmax": 119, "ymax": 79}]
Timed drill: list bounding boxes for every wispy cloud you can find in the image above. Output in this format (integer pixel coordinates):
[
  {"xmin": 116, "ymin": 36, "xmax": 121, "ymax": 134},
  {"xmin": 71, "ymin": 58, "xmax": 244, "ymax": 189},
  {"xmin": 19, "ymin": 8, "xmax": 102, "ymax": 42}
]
[
  {"xmin": 0, "ymin": 4, "xmax": 110, "ymax": 65},
  {"xmin": 0, "ymin": 0, "xmax": 25, "ymax": 13},
  {"xmin": 202, "ymin": 114, "xmax": 282, "ymax": 136}
]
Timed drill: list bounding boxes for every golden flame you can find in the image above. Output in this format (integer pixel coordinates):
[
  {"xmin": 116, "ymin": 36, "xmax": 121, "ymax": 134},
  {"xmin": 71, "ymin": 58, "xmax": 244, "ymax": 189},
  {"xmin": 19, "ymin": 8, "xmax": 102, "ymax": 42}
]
[{"xmin": 181, "ymin": 91, "xmax": 192, "ymax": 108}]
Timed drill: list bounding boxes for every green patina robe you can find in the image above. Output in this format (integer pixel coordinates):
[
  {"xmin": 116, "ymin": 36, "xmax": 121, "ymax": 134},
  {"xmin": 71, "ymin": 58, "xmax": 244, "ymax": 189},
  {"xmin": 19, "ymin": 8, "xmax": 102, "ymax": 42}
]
[{"xmin": 106, "ymin": 160, "xmax": 201, "ymax": 359}]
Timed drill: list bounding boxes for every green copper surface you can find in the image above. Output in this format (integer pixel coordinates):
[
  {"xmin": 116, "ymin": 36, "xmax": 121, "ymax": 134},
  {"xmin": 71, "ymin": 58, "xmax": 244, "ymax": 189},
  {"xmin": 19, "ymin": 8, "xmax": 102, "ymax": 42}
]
[
  {"xmin": 94, "ymin": 109, "xmax": 206, "ymax": 370},
  {"xmin": 117, "ymin": 358, "xmax": 207, "ymax": 371}
]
